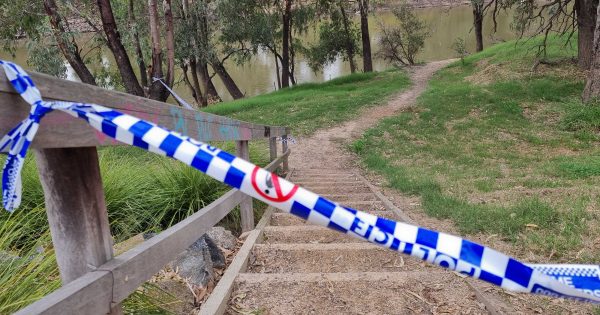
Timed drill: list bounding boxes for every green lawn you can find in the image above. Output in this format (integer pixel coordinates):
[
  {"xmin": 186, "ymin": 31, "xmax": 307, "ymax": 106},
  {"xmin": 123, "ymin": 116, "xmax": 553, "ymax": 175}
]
[
  {"xmin": 353, "ymin": 35, "xmax": 600, "ymax": 261},
  {"xmin": 204, "ymin": 70, "xmax": 411, "ymax": 135}
]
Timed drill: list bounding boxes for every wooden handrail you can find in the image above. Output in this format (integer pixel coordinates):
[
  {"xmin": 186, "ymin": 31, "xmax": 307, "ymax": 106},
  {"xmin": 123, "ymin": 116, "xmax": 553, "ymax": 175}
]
[
  {"xmin": 14, "ymin": 151, "xmax": 290, "ymax": 314},
  {"xmin": 0, "ymin": 68, "xmax": 293, "ymax": 314},
  {"xmin": 0, "ymin": 70, "xmax": 289, "ymax": 149}
]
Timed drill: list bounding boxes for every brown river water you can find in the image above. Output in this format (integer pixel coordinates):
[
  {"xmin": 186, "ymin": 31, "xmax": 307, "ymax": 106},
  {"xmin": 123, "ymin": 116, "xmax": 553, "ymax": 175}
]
[{"xmin": 1, "ymin": 5, "xmax": 516, "ymax": 102}]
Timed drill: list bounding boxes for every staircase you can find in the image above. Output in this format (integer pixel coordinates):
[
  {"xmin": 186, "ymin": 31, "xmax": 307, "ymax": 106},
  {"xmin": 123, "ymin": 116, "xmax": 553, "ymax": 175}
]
[{"xmin": 218, "ymin": 169, "xmax": 495, "ymax": 314}]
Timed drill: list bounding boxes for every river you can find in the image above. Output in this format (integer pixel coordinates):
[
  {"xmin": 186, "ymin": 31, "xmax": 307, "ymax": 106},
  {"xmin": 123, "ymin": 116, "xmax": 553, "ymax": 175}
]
[{"xmin": 1, "ymin": 5, "xmax": 515, "ymax": 102}]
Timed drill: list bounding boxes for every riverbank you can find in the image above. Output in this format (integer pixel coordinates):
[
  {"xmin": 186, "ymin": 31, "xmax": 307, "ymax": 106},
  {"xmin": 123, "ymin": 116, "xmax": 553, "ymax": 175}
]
[
  {"xmin": 353, "ymin": 35, "xmax": 599, "ymax": 267},
  {"xmin": 204, "ymin": 70, "xmax": 411, "ymax": 136}
]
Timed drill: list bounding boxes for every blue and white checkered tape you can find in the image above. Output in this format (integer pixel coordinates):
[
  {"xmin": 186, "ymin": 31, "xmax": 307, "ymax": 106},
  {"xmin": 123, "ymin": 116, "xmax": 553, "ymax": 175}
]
[{"xmin": 1, "ymin": 60, "xmax": 599, "ymax": 303}]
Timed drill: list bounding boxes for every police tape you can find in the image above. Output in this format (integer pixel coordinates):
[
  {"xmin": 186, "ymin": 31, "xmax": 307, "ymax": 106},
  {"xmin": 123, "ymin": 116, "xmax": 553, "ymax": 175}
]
[{"xmin": 1, "ymin": 60, "xmax": 599, "ymax": 303}]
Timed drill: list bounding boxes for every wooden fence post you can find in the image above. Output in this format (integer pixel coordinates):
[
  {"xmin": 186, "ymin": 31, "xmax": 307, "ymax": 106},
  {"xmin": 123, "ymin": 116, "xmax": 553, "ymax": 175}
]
[
  {"xmin": 236, "ymin": 140, "xmax": 254, "ymax": 232},
  {"xmin": 34, "ymin": 147, "xmax": 122, "ymax": 314},
  {"xmin": 281, "ymin": 134, "xmax": 289, "ymax": 174},
  {"xmin": 269, "ymin": 137, "xmax": 278, "ymax": 173}
]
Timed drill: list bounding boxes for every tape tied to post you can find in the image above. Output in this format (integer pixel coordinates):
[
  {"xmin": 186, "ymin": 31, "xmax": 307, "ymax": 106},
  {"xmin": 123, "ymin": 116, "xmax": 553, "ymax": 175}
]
[{"xmin": 1, "ymin": 60, "xmax": 599, "ymax": 303}]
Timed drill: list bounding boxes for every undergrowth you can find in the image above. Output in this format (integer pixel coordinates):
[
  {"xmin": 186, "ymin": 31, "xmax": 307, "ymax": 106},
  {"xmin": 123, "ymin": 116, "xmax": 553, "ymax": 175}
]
[{"xmin": 0, "ymin": 141, "xmax": 269, "ymax": 313}]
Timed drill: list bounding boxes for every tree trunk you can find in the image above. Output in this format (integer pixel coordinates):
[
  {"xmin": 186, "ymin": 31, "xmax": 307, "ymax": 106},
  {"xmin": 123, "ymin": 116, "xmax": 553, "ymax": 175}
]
[
  {"xmin": 576, "ymin": 0, "xmax": 599, "ymax": 69},
  {"xmin": 281, "ymin": 0, "xmax": 292, "ymax": 88},
  {"xmin": 44, "ymin": 0, "xmax": 96, "ymax": 85},
  {"xmin": 181, "ymin": 63, "xmax": 200, "ymax": 106},
  {"xmin": 359, "ymin": 0, "xmax": 373, "ymax": 72},
  {"xmin": 339, "ymin": 4, "xmax": 357, "ymax": 73},
  {"xmin": 582, "ymin": 0, "xmax": 600, "ymax": 102},
  {"xmin": 211, "ymin": 61, "xmax": 244, "ymax": 99},
  {"xmin": 473, "ymin": 2, "xmax": 484, "ymax": 52},
  {"xmin": 275, "ymin": 54, "xmax": 282, "ymax": 89},
  {"xmin": 189, "ymin": 59, "xmax": 205, "ymax": 106},
  {"xmin": 97, "ymin": 0, "xmax": 144, "ymax": 96},
  {"xmin": 289, "ymin": 10, "xmax": 297, "ymax": 85},
  {"xmin": 207, "ymin": 75, "xmax": 222, "ymax": 102},
  {"xmin": 128, "ymin": 0, "xmax": 148, "ymax": 88},
  {"xmin": 163, "ymin": 0, "xmax": 175, "ymax": 91},
  {"xmin": 198, "ymin": 61, "xmax": 210, "ymax": 107},
  {"xmin": 147, "ymin": 0, "xmax": 167, "ymax": 101}
]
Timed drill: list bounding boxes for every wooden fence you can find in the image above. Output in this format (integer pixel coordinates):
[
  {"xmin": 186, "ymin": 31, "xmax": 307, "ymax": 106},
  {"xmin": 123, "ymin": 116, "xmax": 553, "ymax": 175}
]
[{"xmin": 0, "ymin": 70, "xmax": 290, "ymax": 314}]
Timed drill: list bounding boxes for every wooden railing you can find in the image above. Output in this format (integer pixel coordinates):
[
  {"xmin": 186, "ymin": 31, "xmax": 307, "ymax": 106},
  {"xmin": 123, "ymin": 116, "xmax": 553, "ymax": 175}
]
[{"xmin": 0, "ymin": 70, "xmax": 290, "ymax": 314}]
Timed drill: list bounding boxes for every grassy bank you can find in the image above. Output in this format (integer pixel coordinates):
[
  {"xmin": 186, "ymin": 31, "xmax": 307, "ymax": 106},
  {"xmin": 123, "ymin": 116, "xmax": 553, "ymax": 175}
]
[
  {"xmin": 353, "ymin": 36, "xmax": 599, "ymax": 261},
  {"xmin": 204, "ymin": 70, "xmax": 411, "ymax": 135}
]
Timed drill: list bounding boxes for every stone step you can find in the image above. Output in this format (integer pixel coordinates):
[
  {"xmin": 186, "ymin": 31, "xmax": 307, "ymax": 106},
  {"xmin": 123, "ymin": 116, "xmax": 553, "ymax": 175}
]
[
  {"xmin": 270, "ymin": 211, "xmax": 399, "ymax": 226},
  {"xmin": 249, "ymin": 243, "xmax": 419, "ymax": 273},
  {"xmin": 342, "ymin": 201, "xmax": 386, "ymax": 211},
  {"xmin": 263, "ymin": 226, "xmax": 364, "ymax": 244},
  {"xmin": 230, "ymin": 272, "xmax": 485, "ymax": 314},
  {"xmin": 291, "ymin": 177, "xmax": 361, "ymax": 184},
  {"xmin": 300, "ymin": 185, "xmax": 373, "ymax": 195},
  {"xmin": 292, "ymin": 170, "xmax": 355, "ymax": 177},
  {"xmin": 320, "ymin": 193, "xmax": 379, "ymax": 202}
]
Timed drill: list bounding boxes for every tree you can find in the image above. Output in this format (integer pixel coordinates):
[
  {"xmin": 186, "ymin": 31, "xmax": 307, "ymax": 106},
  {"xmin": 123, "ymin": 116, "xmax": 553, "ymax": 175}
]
[
  {"xmin": 503, "ymin": 0, "xmax": 598, "ymax": 68},
  {"xmin": 147, "ymin": 0, "xmax": 176, "ymax": 101},
  {"xmin": 179, "ymin": 0, "xmax": 242, "ymax": 101},
  {"xmin": 218, "ymin": 0, "xmax": 311, "ymax": 89},
  {"xmin": 576, "ymin": 0, "xmax": 599, "ymax": 68},
  {"xmin": 472, "ymin": 0, "xmax": 484, "ymax": 52},
  {"xmin": 44, "ymin": 0, "xmax": 96, "ymax": 85},
  {"xmin": 582, "ymin": 1, "xmax": 600, "ymax": 102},
  {"xmin": 377, "ymin": 3, "xmax": 429, "ymax": 66},
  {"xmin": 97, "ymin": 0, "xmax": 144, "ymax": 96},
  {"xmin": 282, "ymin": 0, "xmax": 293, "ymax": 88},
  {"xmin": 307, "ymin": 1, "xmax": 360, "ymax": 73},
  {"xmin": 128, "ymin": 0, "xmax": 148, "ymax": 88},
  {"xmin": 358, "ymin": 0, "xmax": 373, "ymax": 72}
]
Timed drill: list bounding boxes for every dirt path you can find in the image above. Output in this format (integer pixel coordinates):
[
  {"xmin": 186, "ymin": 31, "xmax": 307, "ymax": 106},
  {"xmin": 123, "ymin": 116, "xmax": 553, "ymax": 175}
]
[
  {"xmin": 289, "ymin": 59, "xmax": 454, "ymax": 170},
  {"xmin": 283, "ymin": 60, "xmax": 592, "ymax": 314}
]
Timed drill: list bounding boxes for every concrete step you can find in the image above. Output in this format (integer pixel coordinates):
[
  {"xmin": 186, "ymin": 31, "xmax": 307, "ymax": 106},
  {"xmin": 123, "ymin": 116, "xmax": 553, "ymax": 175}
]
[
  {"xmin": 229, "ymin": 272, "xmax": 485, "ymax": 314},
  {"xmin": 249, "ymin": 243, "xmax": 418, "ymax": 273},
  {"xmin": 270, "ymin": 211, "xmax": 399, "ymax": 226},
  {"xmin": 263, "ymin": 226, "xmax": 364, "ymax": 244},
  {"xmin": 320, "ymin": 193, "xmax": 379, "ymax": 202}
]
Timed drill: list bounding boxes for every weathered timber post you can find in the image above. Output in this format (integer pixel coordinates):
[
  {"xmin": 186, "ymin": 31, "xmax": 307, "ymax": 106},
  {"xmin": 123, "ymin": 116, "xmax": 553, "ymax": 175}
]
[
  {"xmin": 34, "ymin": 147, "xmax": 122, "ymax": 315},
  {"xmin": 236, "ymin": 140, "xmax": 254, "ymax": 232},
  {"xmin": 281, "ymin": 134, "xmax": 289, "ymax": 174},
  {"xmin": 269, "ymin": 136, "xmax": 278, "ymax": 173}
]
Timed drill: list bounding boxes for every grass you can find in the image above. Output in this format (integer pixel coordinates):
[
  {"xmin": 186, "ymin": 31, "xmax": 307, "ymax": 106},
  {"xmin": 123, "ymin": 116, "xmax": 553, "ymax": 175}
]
[
  {"xmin": 204, "ymin": 70, "xmax": 411, "ymax": 135},
  {"xmin": 353, "ymin": 35, "xmax": 600, "ymax": 261}
]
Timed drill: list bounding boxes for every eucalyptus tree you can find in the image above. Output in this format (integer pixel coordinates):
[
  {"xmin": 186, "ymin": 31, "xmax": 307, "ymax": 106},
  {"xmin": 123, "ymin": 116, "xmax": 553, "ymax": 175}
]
[
  {"xmin": 217, "ymin": 0, "xmax": 312, "ymax": 89},
  {"xmin": 97, "ymin": 0, "xmax": 144, "ymax": 96},
  {"xmin": 358, "ymin": 0, "xmax": 373, "ymax": 72},
  {"xmin": 175, "ymin": 0, "xmax": 229, "ymax": 106},
  {"xmin": 582, "ymin": 3, "xmax": 600, "ymax": 102},
  {"xmin": 481, "ymin": 0, "xmax": 598, "ymax": 69},
  {"xmin": 307, "ymin": 0, "xmax": 361, "ymax": 73}
]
